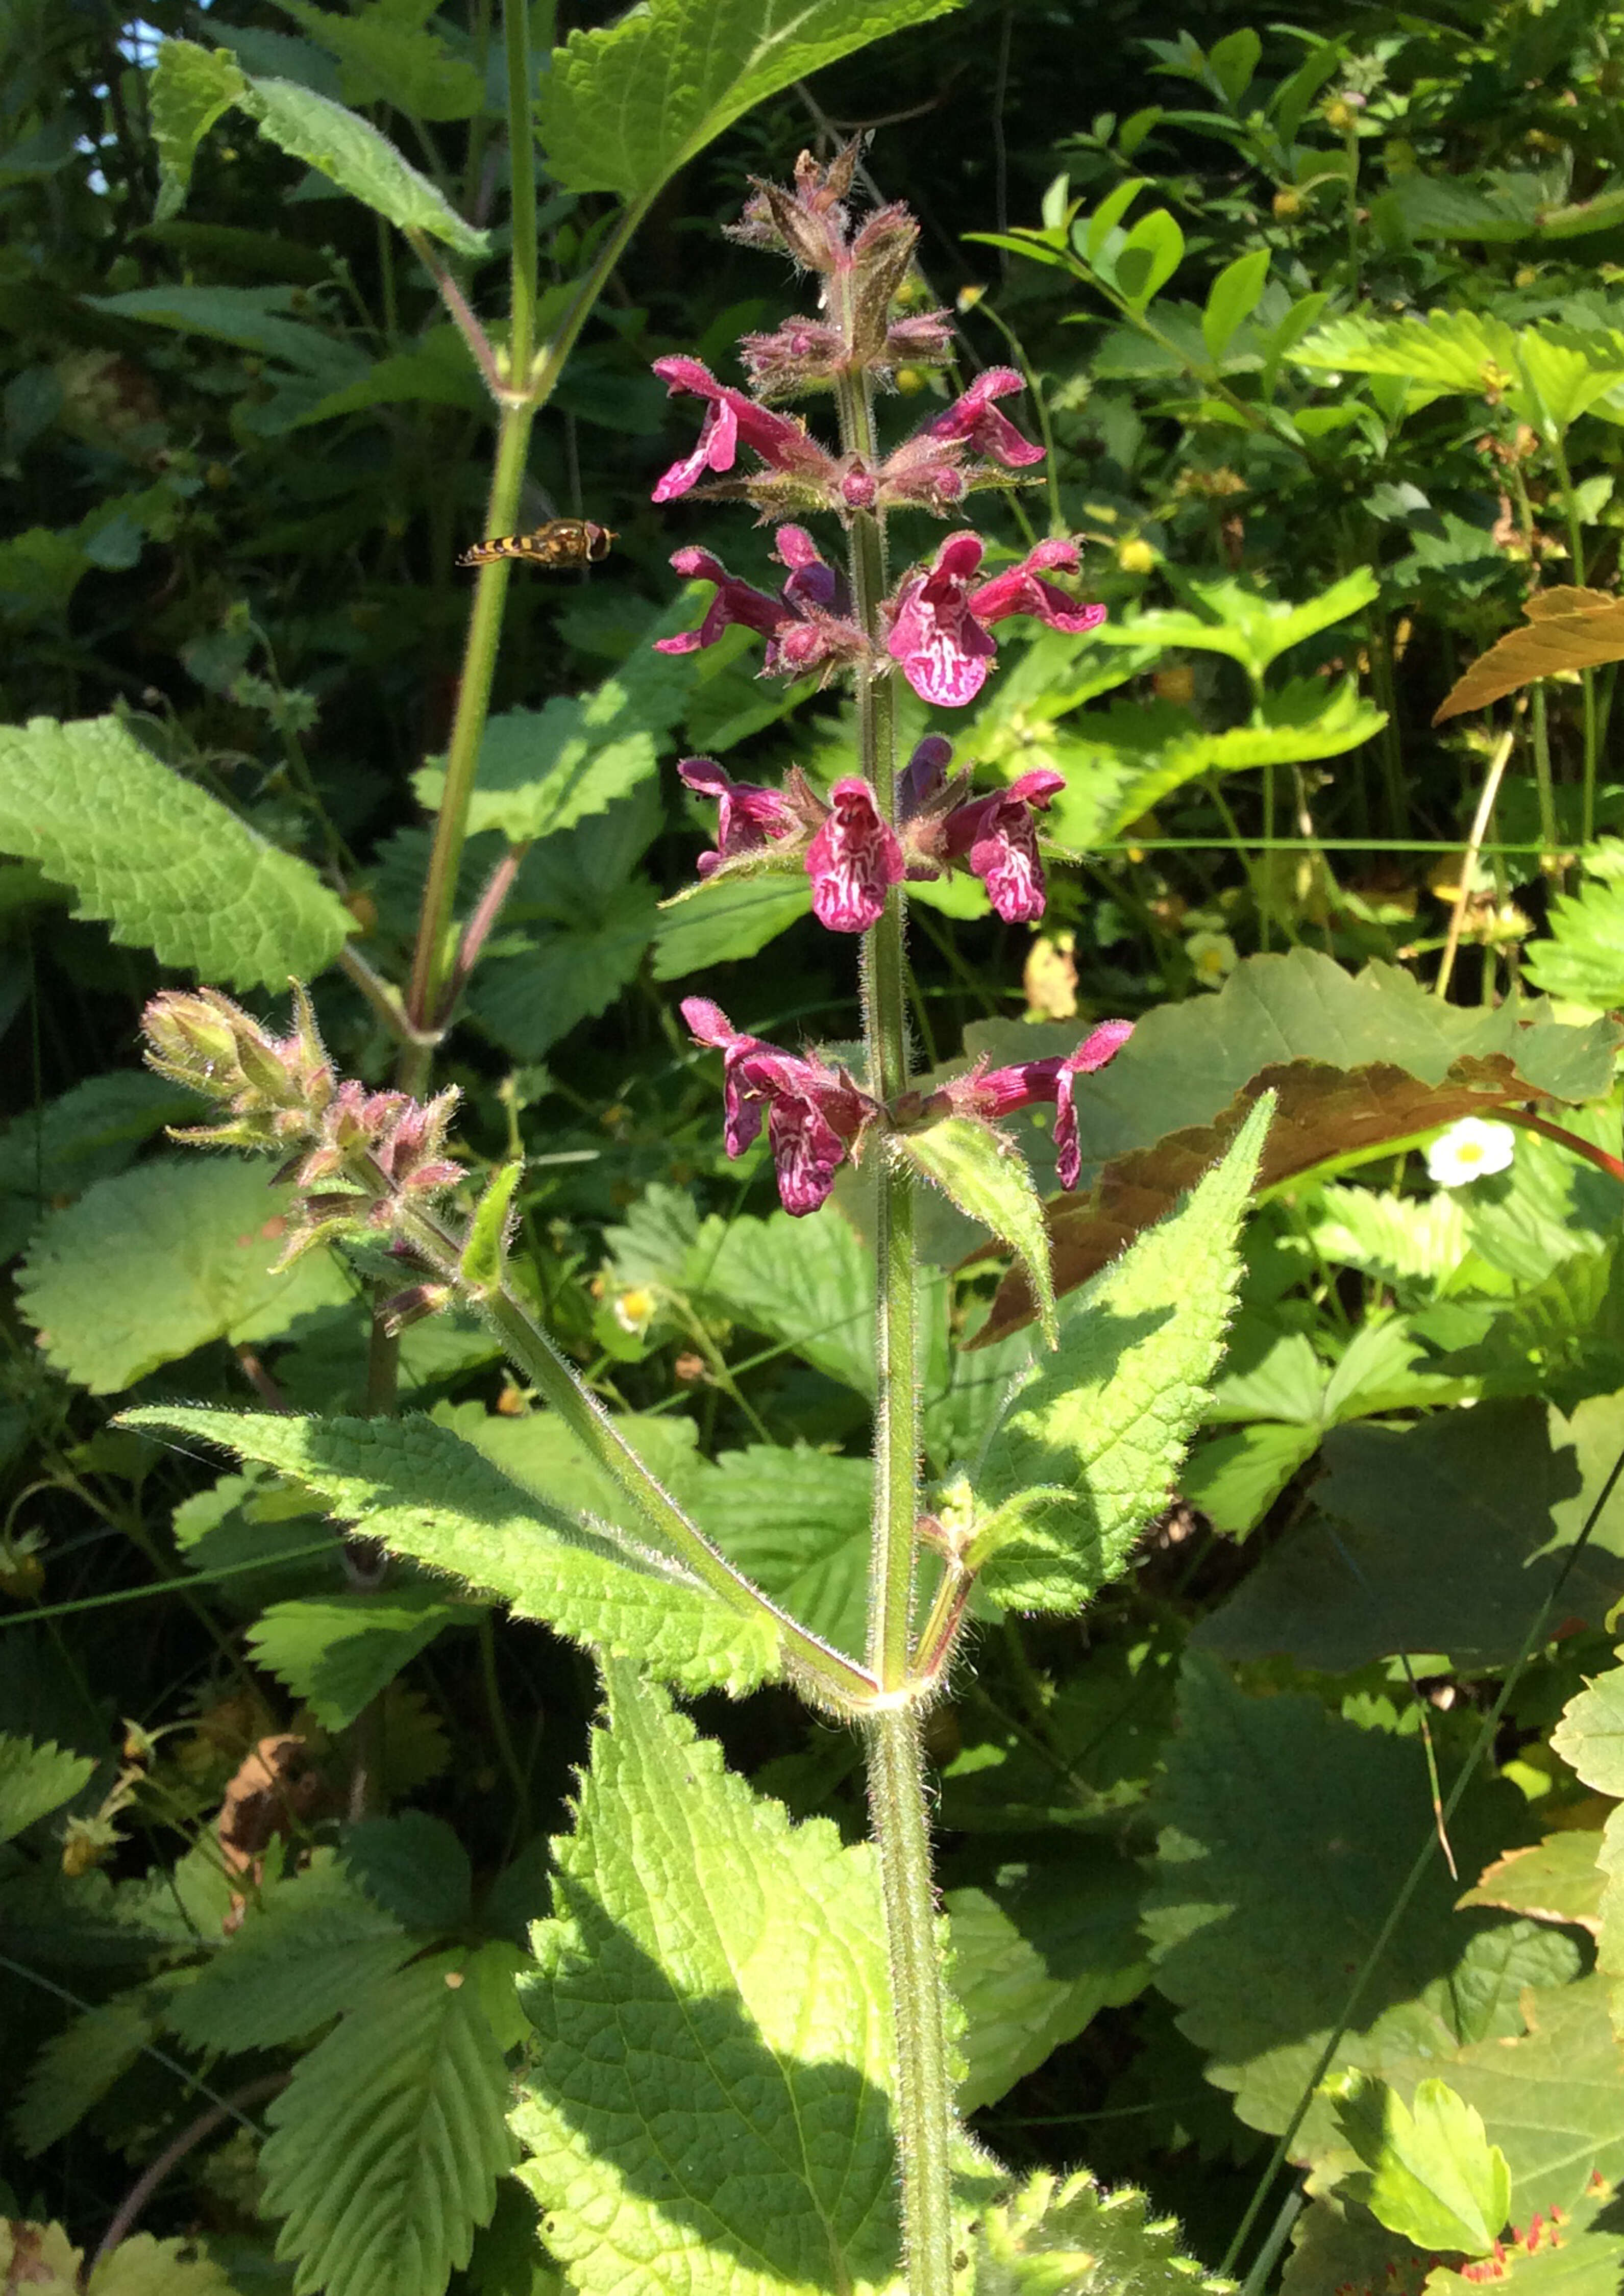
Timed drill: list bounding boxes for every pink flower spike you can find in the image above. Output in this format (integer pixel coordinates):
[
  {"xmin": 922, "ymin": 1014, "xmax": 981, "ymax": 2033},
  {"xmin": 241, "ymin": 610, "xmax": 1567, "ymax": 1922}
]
[
  {"xmin": 927, "ymin": 365, "xmax": 1046, "ymax": 468},
  {"xmin": 970, "ymin": 539, "xmax": 1108, "ymax": 638},
  {"xmin": 806, "ymin": 777, "xmax": 905, "ymax": 932},
  {"xmin": 886, "ymin": 531, "xmax": 997, "ymax": 707},
  {"xmin": 1053, "ymin": 1021, "xmax": 1135, "ymax": 1190},
  {"xmin": 655, "ymin": 547, "xmax": 788, "ymax": 656},
  {"xmin": 678, "ymin": 757, "xmax": 799, "ymax": 877},
  {"xmin": 943, "ymin": 766, "xmax": 1067, "ymax": 922}
]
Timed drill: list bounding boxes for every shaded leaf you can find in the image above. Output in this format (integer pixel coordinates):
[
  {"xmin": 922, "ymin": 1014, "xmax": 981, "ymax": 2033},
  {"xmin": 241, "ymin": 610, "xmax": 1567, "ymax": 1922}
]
[
  {"xmin": 12, "ymin": 1994, "xmax": 154, "ymax": 2156},
  {"xmin": 19, "ymin": 1158, "xmax": 350, "ymax": 1393},
  {"xmin": 241, "ymin": 73, "xmax": 488, "ymax": 253},
  {"xmin": 1525, "ymin": 861, "xmax": 1624, "ymax": 1011},
  {"xmin": 247, "ymin": 1585, "xmax": 481, "ymax": 1730},
  {"xmin": 412, "ymin": 694, "xmax": 664, "ymax": 846},
  {"xmin": 0, "ymin": 1734, "xmax": 94, "ymax": 1843},
  {"xmin": 1461, "ymin": 1832, "xmax": 1606, "ymax": 1939},
  {"xmin": 0, "ymin": 715, "xmax": 353, "ymax": 990},
  {"xmin": 901, "ymin": 1116, "xmax": 1056, "ymax": 1345}
]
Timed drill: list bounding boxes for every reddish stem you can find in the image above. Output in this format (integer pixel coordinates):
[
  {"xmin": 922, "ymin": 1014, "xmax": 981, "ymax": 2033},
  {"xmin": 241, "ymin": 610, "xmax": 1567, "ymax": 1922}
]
[{"xmin": 1504, "ymin": 1106, "xmax": 1624, "ymax": 1187}]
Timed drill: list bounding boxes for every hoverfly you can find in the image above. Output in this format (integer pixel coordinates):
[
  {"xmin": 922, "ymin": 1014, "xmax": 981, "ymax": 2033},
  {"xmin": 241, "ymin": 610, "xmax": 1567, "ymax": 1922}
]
[{"xmin": 456, "ymin": 519, "xmax": 616, "ymax": 570}]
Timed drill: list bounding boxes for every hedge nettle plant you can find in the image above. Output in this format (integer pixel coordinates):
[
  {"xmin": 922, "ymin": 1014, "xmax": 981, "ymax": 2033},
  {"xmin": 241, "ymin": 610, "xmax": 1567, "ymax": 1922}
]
[{"xmin": 136, "ymin": 148, "xmax": 1269, "ymax": 2296}]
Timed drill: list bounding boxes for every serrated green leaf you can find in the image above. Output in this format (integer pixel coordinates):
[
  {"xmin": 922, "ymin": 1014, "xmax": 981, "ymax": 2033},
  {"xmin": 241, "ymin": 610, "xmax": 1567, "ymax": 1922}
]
[
  {"xmin": 513, "ymin": 1664, "xmax": 902, "ymax": 2295},
  {"xmin": 1197, "ymin": 1392, "xmax": 1624, "ymax": 1671},
  {"xmin": 691, "ymin": 1445, "xmax": 872, "ymax": 1662},
  {"xmin": 18, "ymin": 1158, "xmax": 350, "ymax": 1393},
  {"xmin": 1338, "ymin": 2075, "xmax": 1511, "ymax": 2255},
  {"xmin": 466, "ymin": 881, "xmax": 660, "ymax": 1060},
  {"xmin": 167, "ymin": 1854, "xmax": 413, "ymax": 2053},
  {"xmin": 1419, "ymin": 2175, "xmax": 1624, "ymax": 2291},
  {"xmin": 650, "ymin": 870, "xmax": 814, "ymax": 976},
  {"xmin": 0, "ymin": 715, "xmax": 353, "ymax": 989},
  {"xmin": 412, "ymin": 697, "xmax": 661, "ymax": 846},
  {"xmin": 261, "ymin": 1947, "xmax": 515, "ymax": 2296},
  {"xmin": 970, "ymin": 1095, "xmax": 1270, "ymax": 1612},
  {"xmin": 13, "ymin": 1993, "xmax": 154, "ymax": 2156},
  {"xmin": 87, "ymin": 2232, "xmax": 243, "ymax": 2296},
  {"xmin": 901, "ymin": 1116, "xmax": 1056, "ymax": 1345},
  {"xmin": 947, "ymin": 1849, "xmax": 1148, "ymax": 2113},
  {"xmin": 1143, "ymin": 1656, "xmax": 1565, "ymax": 2156},
  {"xmin": 277, "ymin": 0, "xmax": 484, "ymax": 119},
  {"xmin": 0, "ymin": 1070, "xmax": 199, "ymax": 1264},
  {"xmin": 973, "ymin": 2168, "xmax": 1233, "ymax": 2293},
  {"xmin": 1552, "ymin": 1659, "xmax": 1624, "ymax": 2039},
  {"xmin": 247, "ymin": 1585, "xmax": 481, "ymax": 1730},
  {"xmin": 120, "ymin": 1406, "xmax": 782, "ymax": 1695},
  {"xmin": 149, "ymin": 39, "xmax": 248, "ymax": 218},
  {"xmin": 1086, "ymin": 569, "xmax": 1380, "ymax": 682},
  {"xmin": 0, "ymin": 1734, "xmax": 95, "ymax": 1842},
  {"xmin": 341, "ymin": 1811, "xmax": 473, "ymax": 1934},
  {"xmin": 1180, "ymin": 1419, "xmax": 1319, "ymax": 1536},
  {"xmin": 539, "ymin": 0, "xmax": 961, "ymax": 204},
  {"xmin": 1460, "ymin": 1830, "xmax": 1606, "ymax": 1937},
  {"xmin": 239, "ymin": 74, "xmax": 489, "ymax": 254},
  {"xmin": 1525, "ymin": 868, "xmax": 1624, "ymax": 1010}
]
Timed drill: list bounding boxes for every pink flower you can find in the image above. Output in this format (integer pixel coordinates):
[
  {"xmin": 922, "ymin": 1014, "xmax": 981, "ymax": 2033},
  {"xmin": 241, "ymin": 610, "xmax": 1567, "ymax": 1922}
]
[
  {"xmin": 682, "ymin": 997, "xmax": 877, "ymax": 1216},
  {"xmin": 942, "ymin": 767, "xmax": 1067, "ymax": 922},
  {"xmin": 805, "ymin": 778, "xmax": 905, "ymax": 932},
  {"xmin": 678, "ymin": 758, "xmax": 800, "ymax": 878},
  {"xmin": 924, "ymin": 366, "xmax": 1046, "ymax": 468},
  {"xmin": 940, "ymin": 1020, "xmax": 1133, "ymax": 1189},
  {"xmin": 651, "ymin": 356, "xmax": 839, "ymax": 504},
  {"xmin": 656, "ymin": 529, "xmax": 865, "ymax": 684},
  {"xmin": 886, "ymin": 534, "xmax": 1106, "ymax": 708}
]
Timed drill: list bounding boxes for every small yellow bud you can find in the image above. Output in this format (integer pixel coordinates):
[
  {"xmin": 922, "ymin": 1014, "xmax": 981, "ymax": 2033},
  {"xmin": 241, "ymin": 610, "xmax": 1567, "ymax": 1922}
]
[
  {"xmin": 955, "ymin": 284, "xmax": 986, "ymax": 313},
  {"xmin": 1273, "ymin": 187, "xmax": 1303, "ymax": 219},
  {"xmin": 1152, "ymin": 664, "xmax": 1196, "ymax": 707},
  {"xmin": 1117, "ymin": 537, "xmax": 1157, "ymax": 575}
]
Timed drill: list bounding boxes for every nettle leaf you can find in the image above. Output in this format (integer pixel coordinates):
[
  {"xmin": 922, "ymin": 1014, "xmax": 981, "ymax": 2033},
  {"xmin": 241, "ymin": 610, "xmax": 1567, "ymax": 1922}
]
[
  {"xmin": 0, "ymin": 1734, "xmax": 94, "ymax": 1842},
  {"xmin": 1337, "ymin": 2074, "xmax": 1510, "ymax": 2257},
  {"xmin": 947, "ymin": 1848, "xmax": 1148, "ymax": 2114},
  {"xmin": 167, "ymin": 1854, "xmax": 414, "ymax": 2053},
  {"xmin": 276, "ymin": 0, "xmax": 484, "ymax": 120},
  {"xmin": 13, "ymin": 1992, "xmax": 155, "ymax": 2156},
  {"xmin": 148, "ymin": 38, "xmax": 247, "ymax": 216},
  {"xmin": 340, "ymin": 1811, "xmax": 473, "ymax": 1935},
  {"xmin": 539, "ymin": 0, "xmax": 961, "ymax": 204},
  {"xmin": 0, "ymin": 715, "xmax": 353, "ymax": 989},
  {"xmin": 513, "ymin": 1664, "xmax": 903, "ymax": 2296},
  {"xmin": 901, "ymin": 1116, "xmax": 1057, "ymax": 1346},
  {"xmin": 651, "ymin": 871, "xmax": 815, "ymax": 976},
  {"xmin": 19, "ymin": 1158, "xmax": 350, "ymax": 1394},
  {"xmin": 973, "ymin": 2168, "xmax": 1233, "ymax": 2294},
  {"xmin": 242, "ymin": 71, "xmax": 487, "ymax": 252},
  {"xmin": 0, "ymin": 1070, "xmax": 198, "ymax": 1264},
  {"xmin": 690, "ymin": 1445, "xmax": 872, "ymax": 1664},
  {"xmin": 466, "ymin": 879, "xmax": 661, "ymax": 1060},
  {"xmin": 976, "ymin": 949, "xmax": 1617, "ymax": 1339},
  {"xmin": 261, "ymin": 1946, "xmax": 516, "ymax": 2296},
  {"xmin": 1196, "ymin": 1393, "xmax": 1624, "ymax": 1670},
  {"xmin": 247, "ymin": 1584, "xmax": 482, "ymax": 1730},
  {"xmin": 1435, "ymin": 588, "xmax": 1624, "ymax": 721},
  {"xmin": 1143, "ymin": 1657, "xmax": 1555, "ymax": 2156},
  {"xmin": 121, "ymin": 1406, "xmax": 781, "ymax": 1695},
  {"xmin": 969, "ymin": 1095, "xmax": 1269, "ymax": 1614},
  {"xmin": 413, "ymin": 695, "xmax": 665, "ymax": 846}
]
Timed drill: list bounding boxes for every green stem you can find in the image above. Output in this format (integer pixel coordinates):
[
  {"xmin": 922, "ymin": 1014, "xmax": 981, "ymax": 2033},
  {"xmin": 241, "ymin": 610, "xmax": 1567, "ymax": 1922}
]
[
  {"xmin": 838, "ymin": 362, "xmax": 954, "ymax": 2296},
  {"xmin": 866, "ymin": 1707, "xmax": 956, "ymax": 2296},
  {"xmin": 1550, "ymin": 434, "xmax": 1598, "ymax": 842}
]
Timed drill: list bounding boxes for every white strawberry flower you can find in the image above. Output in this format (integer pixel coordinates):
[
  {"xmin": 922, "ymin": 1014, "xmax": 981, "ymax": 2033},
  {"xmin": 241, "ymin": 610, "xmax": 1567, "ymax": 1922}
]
[{"xmin": 1425, "ymin": 1116, "xmax": 1515, "ymax": 1188}]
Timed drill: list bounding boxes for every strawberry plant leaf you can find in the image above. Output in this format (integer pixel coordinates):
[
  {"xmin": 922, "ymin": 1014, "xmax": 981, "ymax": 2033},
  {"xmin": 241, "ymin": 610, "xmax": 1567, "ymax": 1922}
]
[
  {"xmin": 245, "ymin": 1585, "xmax": 483, "ymax": 1730},
  {"xmin": 0, "ymin": 1735, "xmax": 94, "ymax": 1843},
  {"xmin": 1336, "ymin": 2074, "xmax": 1511, "ymax": 2256},
  {"xmin": 972, "ymin": 2168, "xmax": 1234, "ymax": 2293}
]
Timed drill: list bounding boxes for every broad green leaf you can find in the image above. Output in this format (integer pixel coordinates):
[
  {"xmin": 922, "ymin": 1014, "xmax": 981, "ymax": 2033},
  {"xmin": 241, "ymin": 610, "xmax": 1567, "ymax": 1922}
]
[
  {"xmin": 1460, "ymin": 1830, "xmax": 1606, "ymax": 1938},
  {"xmin": 973, "ymin": 2168, "xmax": 1233, "ymax": 2294},
  {"xmin": 1180, "ymin": 1419, "xmax": 1319, "ymax": 1537},
  {"xmin": 87, "ymin": 2236, "xmax": 243, "ymax": 2295},
  {"xmin": 466, "ymin": 881, "xmax": 661, "ymax": 1058},
  {"xmin": 412, "ymin": 695, "xmax": 663, "ymax": 846},
  {"xmin": 247, "ymin": 1585, "xmax": 481, "ymax": 1730},
  {"xmin": 689, "ymin": 1445, "xmax": 871, "ymax": 1662},
  {"xmin": 166, "ymin": 1855, "xmax": 414, "ymax": 2053},
  {"xmin": 0, "ymin": 1070, "xmax": 198, "ymax": 1264},
  {"xmin": 340, "ymin": 1811, "xmax": 473, "ymax": 1935},
  {"xmin": 1430, "ymin": 1243, "xmax": 1624, "ymax": 1410},
  {"xmin": 1197, "ymin": 1393, "xmax": 1624, "ymax": 1670},
  {"xmin": 86, "ymin": 284, "xmax": 369, "ymax": 383},
  {"xmin": 1087, "ymin": 568, "xmax": 1380, "ymax": 682},
  {"xmin": 1419, "ymin": 2177, "xmax": 1624, "ymax": 2291},
  {"xmin": 290, "ymin": 325, "xmax": 488, "ymax": 427},
  {"xmin": 1202, "ymin": 247, "xmax": 1271, "ymax": 364},
  {"xmin": 974, "ymin": 948, "xmax": 1619, "ymax": 1336},
  {"xmin": 148, "ymin": 38, "xmax": 247, "ymax": 218},
  {"xmin": 261, "ymin": 1947, "xmax": 516, "ymax": 2296},
  {"xmin": 240, "ymin": 74, "xmax": 489, "ymax": 254},
  {"xmin": 970, "ymin": 1095, "xmax": 1269, "ymax": 1613},
  {"xmin": 1115, "ymin": 209, "xmax": 1185, "ymax": 311},
  {"xmin": 19, "ymin": 1158, "xmax": 350, "ymax": 1393},
  {"xmin": 1526, "ymin": 856, "xmax": 1624, "ymax": 1009},
  {"xmin": 0, "ymin": 715, "xmax": 353, "ymax": 989},
  {"xmin": 513, "ymin": 1665, "xmax": 903, "ymax": 2295},
  {"xmin": 1144, "ymin": 1658, "xmax": 1568, "ymax": 2154},
  {"xmin": 1208, "ymin": 24, "xmax": 1260, "ymax": 99},
  {"xmin": 0, "ymin": 1734, "xmax": 94, "ymax": 1843},
  {"xmin": 1309, "ymin": 1181, "xmax": 1468, "ymax": 1291},
  {"xmin": 901, "ymin": 1115, "xmax": 1056, "ymax": 1345},
  {"xmin": 947, "ymin": 1849, "xmax": 1148, "ymax": 2112},
  {"xmin": 1293, "ymin": 313, "xmax": 1624, "ymax": 441},
  {"xmin": 692, "ymin": 1202, "xmax": 876, "ymax": 1397},
  {"xmin": 538, "ymin": 0, "xmax": 961, "ymax": 203},
  {"xmin": 650, "ymin": 871, "xmax": 814, "ymax": 976},
  {"xmin": 277, "ymin": 0, "xmax": 484, "ymax": 120},
  {"xmin": 1551, "ymin": 1659, "xmax": 1624, "ymax": 2038},
  {"xmin": 13, "ymin": 1993, "xmax": 154, "ymax": 2155},
  {"xmin": 120, "ymin": 1405, "xmax": 782, "ymax": 1695},
  {"xmin": 1337, "ymin": 2075, "xmax": 1510, "ymax": 2256}
]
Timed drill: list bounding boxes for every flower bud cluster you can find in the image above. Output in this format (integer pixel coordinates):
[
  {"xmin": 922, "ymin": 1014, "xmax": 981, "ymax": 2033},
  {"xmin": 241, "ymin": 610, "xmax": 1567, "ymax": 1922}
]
[{"xmin": 142, "ymin": 987, "xmax": 463, "ymax": 1261}]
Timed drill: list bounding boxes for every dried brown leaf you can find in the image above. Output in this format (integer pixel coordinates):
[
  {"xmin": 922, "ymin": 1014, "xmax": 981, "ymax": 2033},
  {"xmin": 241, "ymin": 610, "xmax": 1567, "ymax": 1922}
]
[{"xmin": 1434, "ymin": 585, "xmax": 1624, "ymax": 721}]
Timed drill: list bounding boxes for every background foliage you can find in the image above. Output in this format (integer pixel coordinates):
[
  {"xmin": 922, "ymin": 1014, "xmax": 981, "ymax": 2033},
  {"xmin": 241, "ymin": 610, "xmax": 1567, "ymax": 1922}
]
[{"xmin": 8, "ymin": 0, "xmax": 1624, "ymax": 2288}]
